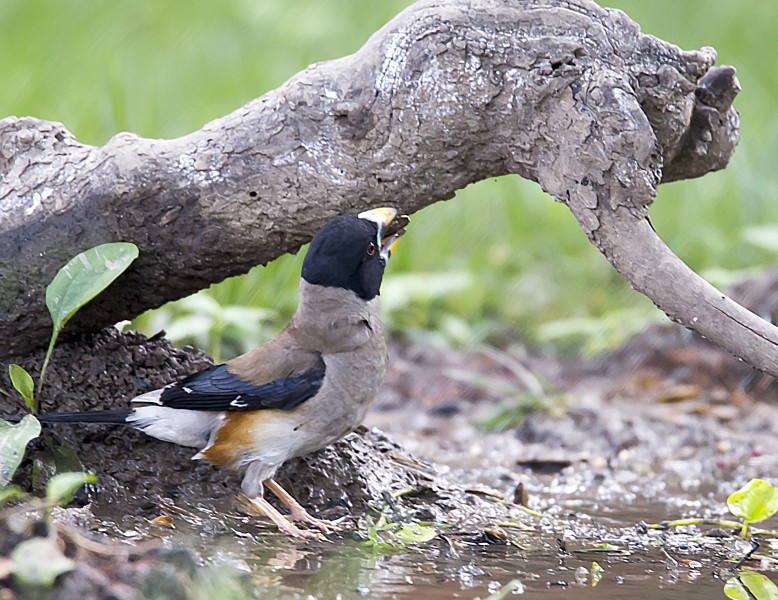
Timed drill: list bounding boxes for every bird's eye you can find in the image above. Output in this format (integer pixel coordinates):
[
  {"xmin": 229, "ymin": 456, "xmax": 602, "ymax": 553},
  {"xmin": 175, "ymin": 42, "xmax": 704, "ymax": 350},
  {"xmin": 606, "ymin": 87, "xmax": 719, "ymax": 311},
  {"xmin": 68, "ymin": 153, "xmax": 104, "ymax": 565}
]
[{"xmin": 366, "ymin": 241, "xmax": 377, "ymax": 256}]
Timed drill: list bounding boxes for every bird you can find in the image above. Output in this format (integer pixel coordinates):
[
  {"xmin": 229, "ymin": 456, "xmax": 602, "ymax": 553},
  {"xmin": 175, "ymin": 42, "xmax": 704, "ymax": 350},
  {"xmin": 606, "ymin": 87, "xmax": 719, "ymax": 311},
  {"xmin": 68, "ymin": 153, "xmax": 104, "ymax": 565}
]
[{"xmin": 37, "ymin": 207, "xmax": 408, "ymax": 538}]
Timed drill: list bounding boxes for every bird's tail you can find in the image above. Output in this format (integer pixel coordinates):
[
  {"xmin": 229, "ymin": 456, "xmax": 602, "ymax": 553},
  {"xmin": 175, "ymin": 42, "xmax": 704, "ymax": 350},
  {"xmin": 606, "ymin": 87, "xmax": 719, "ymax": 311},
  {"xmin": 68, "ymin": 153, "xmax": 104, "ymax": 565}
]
[{"xmin": 36, "ymin": 409, "xmax": 132, "ymax": 424}]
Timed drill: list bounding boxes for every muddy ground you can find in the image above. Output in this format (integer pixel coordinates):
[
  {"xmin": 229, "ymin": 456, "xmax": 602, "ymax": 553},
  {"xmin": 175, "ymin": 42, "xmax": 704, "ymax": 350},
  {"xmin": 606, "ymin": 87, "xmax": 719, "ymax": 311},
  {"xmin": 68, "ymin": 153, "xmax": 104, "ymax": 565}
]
[{"xmin": 2, "ymin": 316, "xmax": 778, "ymax": 597}]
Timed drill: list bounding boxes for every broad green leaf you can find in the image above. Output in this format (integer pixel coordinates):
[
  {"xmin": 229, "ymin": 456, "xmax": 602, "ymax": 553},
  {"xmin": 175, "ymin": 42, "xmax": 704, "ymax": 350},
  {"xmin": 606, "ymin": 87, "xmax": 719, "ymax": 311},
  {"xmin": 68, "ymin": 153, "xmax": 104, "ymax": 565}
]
[
  {"xmin": 46, "ymin": 242, "xmax": 139, "ymax": 332},
  {"xmin": 46, "ymin": 471, "xmax": 97, "ymax": 506},
  {"xmin": 725, "ymin": 572, "xmax": 778, "ymax": 600},
  {"xmin": 727, "ymin": 479, "xmax": 778, "ymax": 524},
  {"xmin": 38, "ymin": 242, "xmax": 139, "ymax": 401},
  {"xmin": 393, "ymin": 523, "xmax": 438, "ymax": 545},
  {"xmin": 0, "ymin": 415, "xmax": 41, "ymax": 486},
  {"xmin": 9, "ymin": 364, "xmax": 34, "ymax": 412},
  {"xmin": 11, "ymin": 537, "xmax": 75, "ymax": 586}
]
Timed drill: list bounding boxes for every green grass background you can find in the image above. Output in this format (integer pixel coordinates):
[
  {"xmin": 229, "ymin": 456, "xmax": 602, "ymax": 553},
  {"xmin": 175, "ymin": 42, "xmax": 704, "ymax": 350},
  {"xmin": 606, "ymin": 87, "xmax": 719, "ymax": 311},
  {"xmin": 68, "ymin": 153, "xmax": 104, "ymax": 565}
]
[{"xmin": 4, "ymin": 1, "xmax": 778, "ymax": 360}]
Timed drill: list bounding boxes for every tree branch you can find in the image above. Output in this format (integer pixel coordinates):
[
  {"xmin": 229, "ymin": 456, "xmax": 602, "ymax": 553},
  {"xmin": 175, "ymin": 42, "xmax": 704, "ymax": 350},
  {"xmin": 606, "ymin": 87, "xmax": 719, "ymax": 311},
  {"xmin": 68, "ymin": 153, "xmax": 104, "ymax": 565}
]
[{"xmin": 2, "ymin": 0, "xmax": 766, "ymax": 375}]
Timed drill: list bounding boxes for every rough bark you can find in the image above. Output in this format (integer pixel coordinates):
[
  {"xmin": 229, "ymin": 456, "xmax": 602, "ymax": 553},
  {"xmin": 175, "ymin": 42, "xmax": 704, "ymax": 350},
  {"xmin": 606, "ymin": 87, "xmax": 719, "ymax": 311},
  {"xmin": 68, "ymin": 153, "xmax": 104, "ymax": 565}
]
[{"xmin": 1, "ymin": 0, "xmax": 767, "ymax": 375}]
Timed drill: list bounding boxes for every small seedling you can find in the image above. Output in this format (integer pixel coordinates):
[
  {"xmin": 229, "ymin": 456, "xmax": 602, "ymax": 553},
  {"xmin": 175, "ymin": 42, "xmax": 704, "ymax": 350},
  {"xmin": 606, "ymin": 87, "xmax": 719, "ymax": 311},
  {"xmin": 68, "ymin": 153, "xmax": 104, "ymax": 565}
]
[
  {"xmin": 3, "ymin": 242, "xmax": 138, "ymax": 413},
  {"xmin": 359, "ymin": 510, "xmax": 438, "ymax": 554},
  {"xmin": 38, "ymin": 241, "xmax": 140, "ymax": 406},
  {"xmin": 1, "ymin": 470, "xmax": 99, "ymax": 590},
  {"xmin": 646, "ymin": 478, "xmax": 778, "ymax": 542},
  {"xmin": 727, "ymin": 478, "xmax": 778, "ymax": 540}
]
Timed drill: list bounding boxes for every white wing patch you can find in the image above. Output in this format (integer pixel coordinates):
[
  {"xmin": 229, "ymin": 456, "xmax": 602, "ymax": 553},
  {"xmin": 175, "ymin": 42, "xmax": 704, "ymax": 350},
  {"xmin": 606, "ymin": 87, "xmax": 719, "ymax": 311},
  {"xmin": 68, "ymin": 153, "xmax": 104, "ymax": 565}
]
[{"xmin": 130, "ymin": 388, "xmax": 164, "ymax": 405}]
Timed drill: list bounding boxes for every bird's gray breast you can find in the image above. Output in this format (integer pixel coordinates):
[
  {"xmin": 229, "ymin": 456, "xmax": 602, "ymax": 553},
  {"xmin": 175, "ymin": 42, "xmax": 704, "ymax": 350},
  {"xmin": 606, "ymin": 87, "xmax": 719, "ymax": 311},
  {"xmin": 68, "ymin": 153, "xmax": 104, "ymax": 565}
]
[{"xmin": 291, "ymin": 319, "xmax": 386, "ymax": 457}]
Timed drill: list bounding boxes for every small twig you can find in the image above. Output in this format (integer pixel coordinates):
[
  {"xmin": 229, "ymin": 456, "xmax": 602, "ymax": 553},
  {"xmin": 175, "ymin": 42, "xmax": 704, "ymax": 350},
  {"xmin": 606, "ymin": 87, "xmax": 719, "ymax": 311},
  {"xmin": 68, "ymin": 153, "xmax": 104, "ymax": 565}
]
[
  {"xmin": 56, "ymin": 523, "xmax": 160, "ymax": 557},
  {"xmin": 156, "ymin": 498, "xmax": 204, "ymax": 524},
  {"xmin": 646, "ymin": 517, "xmax": 778, "ymax": 537},
  {"xmin": 388, "ymin": 453, "xmax": 438, "ymax": 480},
  {"xmin": 748, "ymin": 551, "xmax": 778, "ymax": 567},
  {"xmin": 485, "ymin": 495, "xmax": 544, "ymax": 519},
  {"xmin": 496, "ymin": 519, "xmax": 536, "ymax": 532},
  {"xmin": 480, "ymin": 346, "xmax": 548, "ymax": 398},
  {"xmin": 660, "ymin": 548, "xmax": 679, "ymax": 568},
  {"xmin": 732, "ymin": 540, "xmax": 760, "ymax": 569}
]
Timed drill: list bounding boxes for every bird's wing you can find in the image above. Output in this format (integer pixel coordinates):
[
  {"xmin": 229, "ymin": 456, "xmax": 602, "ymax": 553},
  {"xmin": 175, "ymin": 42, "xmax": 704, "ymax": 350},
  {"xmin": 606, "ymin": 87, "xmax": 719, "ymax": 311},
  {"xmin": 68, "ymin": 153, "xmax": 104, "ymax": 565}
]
[{"xmin": 153, "ymin": 360, "xmax": 326, "ymax": 412}]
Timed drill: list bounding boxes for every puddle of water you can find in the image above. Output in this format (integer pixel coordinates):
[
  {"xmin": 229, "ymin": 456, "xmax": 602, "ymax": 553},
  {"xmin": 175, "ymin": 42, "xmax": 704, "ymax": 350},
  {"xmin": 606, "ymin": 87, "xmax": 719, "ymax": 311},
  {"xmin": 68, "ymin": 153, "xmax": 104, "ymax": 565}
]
[
  {"xmin": 99, "ymin": 495, "xmax": 764, "ymax": 600},
  {"xmin": 196, "ymin": 532, "xmax": 738, "ymax": 599}
]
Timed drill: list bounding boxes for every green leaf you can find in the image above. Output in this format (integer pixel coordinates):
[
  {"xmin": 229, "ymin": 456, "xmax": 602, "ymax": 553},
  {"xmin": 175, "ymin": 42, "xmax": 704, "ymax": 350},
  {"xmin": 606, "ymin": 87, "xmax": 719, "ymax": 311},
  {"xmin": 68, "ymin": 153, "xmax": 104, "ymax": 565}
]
[
  {"xmin": 393, "ymin": 523, "xmax": 438, "ymax": 545},
  {"xmin": 38, "ymin": 242, "xmax": 139, "ymax": 402},
  {"xmin": 46, "ymin": 471, "xmax": 97, "ymax": 506},
  {"xmin": 727, "ymin": 479, "xmax": 778, "ymax": 524},
  {"xmin": 725, "ymin": 572, "xmax": 778, "ymax": 600},
  {"xmin": 0, "ymin": 415, "xmax": 41, "ymax": 487},
  {"xmin": 9, "ymin": 365, "xmax": 35, "ymax": 412},
  {"xmin": 46, "ymin": 242, "xmax": 139, "ymax": 333},
  {"xmin": 11, "ymin": 537, "xmax": 76, "ymax": 587},
  {"xmin": 591, "ymin": 562, "xmax": 604, "ymax": 587}
]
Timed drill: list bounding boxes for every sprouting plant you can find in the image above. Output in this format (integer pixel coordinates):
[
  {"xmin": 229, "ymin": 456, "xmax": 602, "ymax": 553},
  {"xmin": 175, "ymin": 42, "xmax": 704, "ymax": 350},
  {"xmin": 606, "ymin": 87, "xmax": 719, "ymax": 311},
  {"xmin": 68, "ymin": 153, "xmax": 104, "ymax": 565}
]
[
  {"xmin": 0, "ymin": 413, "xmax": 96, "ymax": 506},
  {"xmin": 0, "ymin": 417, "xmax": 97, "ymax": 587},
  {"xmin": 5, "ymin": 242, "xmax": 139, "ymax": 414},
  {"xmin": 358, "ymin": 509, "xmax": 438, "ymax": 554},
  {"xmin": 0, "ymin": 243, "xmax": 134, "ymax": 582},
  {"xmin": 0, "ymin": 418, "xmax": 97, "ymax": 587},
  {"xmin": 3, "ymin": 470, "xmax": 98, "ymax": 587},
  {"xmin": 646, "ymin": 478, "xmax": 778, "ymax": 542},
  {"xmin": 726, "ymin": 478, "xmax": 778, "ymax": 541}
]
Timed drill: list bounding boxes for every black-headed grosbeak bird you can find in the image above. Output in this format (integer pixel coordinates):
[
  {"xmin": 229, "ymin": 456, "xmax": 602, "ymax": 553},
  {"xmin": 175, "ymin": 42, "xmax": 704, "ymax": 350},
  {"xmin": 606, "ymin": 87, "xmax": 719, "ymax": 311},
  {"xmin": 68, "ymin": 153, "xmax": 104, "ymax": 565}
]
[{"xmin": 39, "ymin": 207, "xmax": 408, "ymax": 538}]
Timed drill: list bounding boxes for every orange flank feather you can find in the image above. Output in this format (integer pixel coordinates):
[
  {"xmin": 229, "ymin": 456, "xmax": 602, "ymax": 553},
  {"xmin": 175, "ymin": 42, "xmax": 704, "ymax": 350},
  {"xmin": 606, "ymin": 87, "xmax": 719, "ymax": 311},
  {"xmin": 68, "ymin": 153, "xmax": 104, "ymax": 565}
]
[
  {"xmin": 198, "ymin": 412, "xmax": 265, "ymax": 466},
  {"xmin": 197, "ymin": 410, "xmax": 295, "ymax": 467}
]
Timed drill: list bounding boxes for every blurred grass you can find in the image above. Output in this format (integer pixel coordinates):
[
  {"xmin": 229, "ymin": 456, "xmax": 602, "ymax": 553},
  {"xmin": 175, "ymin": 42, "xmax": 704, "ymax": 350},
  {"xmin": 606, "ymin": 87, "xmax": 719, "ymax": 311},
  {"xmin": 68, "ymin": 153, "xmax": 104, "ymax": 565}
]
[{"xmin": 3, "ymin": 0, "xmax": 778, "ymax": 359}]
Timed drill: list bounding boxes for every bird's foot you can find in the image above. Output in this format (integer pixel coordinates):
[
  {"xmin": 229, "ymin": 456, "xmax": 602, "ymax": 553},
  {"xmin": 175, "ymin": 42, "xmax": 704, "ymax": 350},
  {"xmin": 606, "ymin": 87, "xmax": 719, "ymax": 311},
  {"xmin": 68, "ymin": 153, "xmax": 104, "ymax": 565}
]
[
  {"xmin": 287, "ymin": 507, "xmax": 354, "ymax": 534},
  {"xmin": 263, "ymin": 478, "xmax": 352, "ymax": 534},
  {"xmin": 239, "ymin": 494, "xmax": 325, "ymax": 541}
]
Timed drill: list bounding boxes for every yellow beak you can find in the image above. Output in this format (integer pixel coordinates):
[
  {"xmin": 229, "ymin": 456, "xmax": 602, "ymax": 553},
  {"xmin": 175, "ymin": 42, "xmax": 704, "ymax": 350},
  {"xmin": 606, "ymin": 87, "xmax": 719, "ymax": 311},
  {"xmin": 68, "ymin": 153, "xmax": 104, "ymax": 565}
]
[{"xmin": 358, "ymin": 207, "xmax": 409, "ymax": 260}]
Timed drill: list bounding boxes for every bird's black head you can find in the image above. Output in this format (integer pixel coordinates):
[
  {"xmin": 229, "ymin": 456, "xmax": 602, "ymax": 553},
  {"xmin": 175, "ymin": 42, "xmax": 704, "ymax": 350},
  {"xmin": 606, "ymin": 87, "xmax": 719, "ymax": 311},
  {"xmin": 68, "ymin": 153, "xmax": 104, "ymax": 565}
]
[{"xmin": 301, "ymin": 209, "xmax": 406, "ymax": 301}]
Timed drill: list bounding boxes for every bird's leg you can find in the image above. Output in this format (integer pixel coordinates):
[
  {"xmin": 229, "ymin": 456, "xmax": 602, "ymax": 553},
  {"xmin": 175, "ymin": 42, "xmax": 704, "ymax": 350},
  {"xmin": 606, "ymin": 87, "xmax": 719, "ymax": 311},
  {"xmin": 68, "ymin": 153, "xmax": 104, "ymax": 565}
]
[
  {"xmin": 264, "ymin": 479, "xmax": 345, "ymax": 533},
  {"xmin": 240, "ymin": 492, "xmax": 321, "ymax": 540},
  {"xmin": 238, "ymin": 464, "xmax": 321, "ymax": 539}
]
